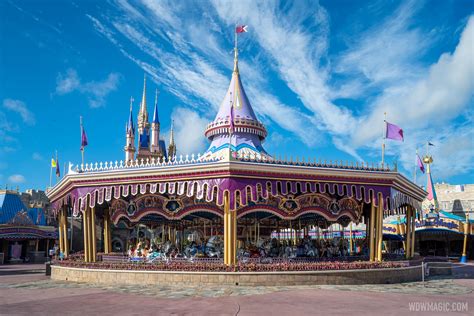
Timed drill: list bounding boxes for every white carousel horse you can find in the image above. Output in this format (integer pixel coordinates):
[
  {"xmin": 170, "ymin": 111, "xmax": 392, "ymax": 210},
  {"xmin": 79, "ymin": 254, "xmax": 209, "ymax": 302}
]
[{"xmin": 205, "ymin": 236, "xmax": 223, "ymax": 258}]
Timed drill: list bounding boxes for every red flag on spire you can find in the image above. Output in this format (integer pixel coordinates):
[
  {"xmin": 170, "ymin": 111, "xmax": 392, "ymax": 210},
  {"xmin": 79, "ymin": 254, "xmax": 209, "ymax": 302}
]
[{"xmin": 236, "ymin": 25, "xmax": 248, "ymax": 33}]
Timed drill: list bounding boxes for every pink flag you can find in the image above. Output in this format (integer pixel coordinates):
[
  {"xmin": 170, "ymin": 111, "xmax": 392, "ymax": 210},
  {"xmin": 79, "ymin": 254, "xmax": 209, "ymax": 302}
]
[
  {"xmin": 236, "ymin": 25, "xmax": 248, "ymax": 33},
  {"xmin": 385, "ymin": 121, "xmax": 404, "ymax": 141},
  {"xmin": 417, "ymin": 154, "xmax": 425, "ymax": 173}
]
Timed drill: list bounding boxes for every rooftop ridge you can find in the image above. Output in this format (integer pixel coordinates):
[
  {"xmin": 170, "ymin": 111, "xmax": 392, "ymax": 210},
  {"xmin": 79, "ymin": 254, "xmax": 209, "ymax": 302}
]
[{"xmin": 70, "ymin": 152, "xmax": 394, "ymax": 174}]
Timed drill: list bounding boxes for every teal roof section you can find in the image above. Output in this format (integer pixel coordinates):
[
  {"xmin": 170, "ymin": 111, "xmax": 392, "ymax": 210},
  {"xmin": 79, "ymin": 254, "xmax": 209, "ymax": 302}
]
[{"xmin": 439, "ymin": 210, "xmax": 474, "ymax": 224}]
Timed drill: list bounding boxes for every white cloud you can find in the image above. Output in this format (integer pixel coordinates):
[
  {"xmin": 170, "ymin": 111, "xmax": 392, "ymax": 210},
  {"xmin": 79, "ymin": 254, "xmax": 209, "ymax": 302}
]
[
  {"xmin": 352, "ymin": 15, "xmax": 474, "ymax": 147},
  {"xmin": 2, "ymin": 99, "xmax": 36, "ymax": 125},
  {"xmin": 55, "ymin": 69, "xmax": 81, "ymax": 94},
  {"xmin": 169, "ymin": 107, "xmax": 209, "ymax": 155},
  {"xmin": 32, "ymin": 152, "xmax": 43, "ymax": 160},
  {"xmin": 336, "ymin": 1, "xmax": 428, "ymax": 89},
  {"xmin": 8, "ymin": 174, "xmax": 26, "ymax": 184},
  {"xmin": 55, "ymin": 68, "xmax": 121, "ymax": 108}
]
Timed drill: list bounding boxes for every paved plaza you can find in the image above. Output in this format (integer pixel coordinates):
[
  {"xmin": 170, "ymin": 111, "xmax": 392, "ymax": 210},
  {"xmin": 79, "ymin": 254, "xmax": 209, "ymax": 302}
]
[{"xmin": 0, "ymin": 263, "xmax": 473, "ymax": 315}]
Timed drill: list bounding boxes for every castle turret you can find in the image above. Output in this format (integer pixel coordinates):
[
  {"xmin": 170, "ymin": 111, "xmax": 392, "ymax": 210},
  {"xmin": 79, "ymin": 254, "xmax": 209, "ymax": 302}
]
[
  {"xmin": 136, "ymin": 75, "xmax": 151, "ymax": 160},
  {"xmin": 150, "ymin": 88, "xmax": 161, "ymax": 154},
  {"xmin": 124, "ymin": 97, "xmax": 135, "ymax": 162},
  {"xmin": 137, "ymin": 75, "xmax": 149, "ymax": 135},
  {"xmin": 168, "ymin": 119, "xmax": 176, "ymax": 158}
]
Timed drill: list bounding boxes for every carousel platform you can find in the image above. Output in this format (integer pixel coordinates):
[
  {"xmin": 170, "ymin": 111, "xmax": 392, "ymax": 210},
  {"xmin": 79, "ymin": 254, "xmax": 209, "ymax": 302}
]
[{"xmin": 51, "ymin": 262, "xmax": 423, "ymax": 286}]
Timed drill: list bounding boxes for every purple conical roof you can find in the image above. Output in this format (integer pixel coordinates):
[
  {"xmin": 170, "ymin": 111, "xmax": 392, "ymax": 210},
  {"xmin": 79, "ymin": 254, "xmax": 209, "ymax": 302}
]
[
  {"xmin": 203, "ymin": 52, "xmax": 269, "ymax": 160},
  {"xmin": 214, "ymin": 70, "xmax": 258, "ymax": 122},
  {"xmin": 204, "ymin": 61, "xmax": 267, "ymax": 141}
]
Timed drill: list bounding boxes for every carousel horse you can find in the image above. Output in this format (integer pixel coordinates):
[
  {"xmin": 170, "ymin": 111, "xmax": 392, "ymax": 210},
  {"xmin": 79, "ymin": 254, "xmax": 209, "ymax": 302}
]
[
  {"xmin": 267, "ymin": 238, "xmax": 281, "ymax": 257},
  {"xmin": 148, "ymin": 240, "xmax": 173, "ymax": 262},
  {"xmin": 184, "ymin": 242, "xmax": 203, "ymax": 259},
  {"xmin": 283, "ymin": 244, "xmax": 297, "ymax": 258},
  {"xmin": 303, "ymin": 239, "xmax": 318, "ymax": 257},
  {"xmin": 205, "ymin": 236, "xmax": 223, "ymax": 258}
]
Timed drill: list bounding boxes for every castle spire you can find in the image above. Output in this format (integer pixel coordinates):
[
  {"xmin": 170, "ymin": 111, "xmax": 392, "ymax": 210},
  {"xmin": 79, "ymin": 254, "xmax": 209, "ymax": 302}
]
[
  {"xmin": 168, "ymin": 119, "xmax": 176, "ymax": 158},
  {"xmin": 152, "ymin": 88, "xmax": 160, "ymax": 124},
  {"xmin": 127, "ymin": 96, "xmax": 135, "ymax": 134},
  {"xmin": 150, "ymin": 87, "xmax": 161, "ymax": 154},
  {"xmin": 124, "ymin": 96, "xmax": 136, "ymax": 162},
  {"xmin": 170, "ymin": 120, "xmax": 175, "ymax": 144},
  {"xmin": 137, "ymin": 74, "xmax": 149, "ymax": 133}
]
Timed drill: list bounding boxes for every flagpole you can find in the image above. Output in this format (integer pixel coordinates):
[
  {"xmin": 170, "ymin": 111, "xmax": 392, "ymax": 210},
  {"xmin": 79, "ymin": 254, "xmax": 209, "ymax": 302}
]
[
  {"xmin": 414, "ymin": 148, "xmax": 418, "ymax": 183},
  {"xmin": 234, "ymin": 23, "xmax": 238, "ymax": 55},
  {"xmin": 228, "ymin": 92, "xmax": 233, "ymax": 159},
  {"xmin": 382, "ymin": 112, "xmax": 386, "ymax": 166},
  {"xmin": 49, "ymin": 156, "xmax": 53, "ymax": 188},
  {"xmin": 55, "ymin": 150, "xmax": 59, "ymax": 183},
  {"xmin": 80, "ymin": 116, "xmax": 84, "ymax": 167}
]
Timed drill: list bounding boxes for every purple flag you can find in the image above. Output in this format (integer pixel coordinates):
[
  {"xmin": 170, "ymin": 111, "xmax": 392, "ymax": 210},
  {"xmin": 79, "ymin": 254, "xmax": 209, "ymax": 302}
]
[
  {"xmin": 81, "ymin": 126, "xmax": 88, "ymax": 150},
  {"xmin": 417, "ymin": 154, "xmax": 425, "ymax": 174},
  {"xmin": 385, "ymin": 121, "xmax": 404, "ymax": 141},
  {"xmin": 56, "ymin": 158, "xmax": 60, "ymax": 177}
]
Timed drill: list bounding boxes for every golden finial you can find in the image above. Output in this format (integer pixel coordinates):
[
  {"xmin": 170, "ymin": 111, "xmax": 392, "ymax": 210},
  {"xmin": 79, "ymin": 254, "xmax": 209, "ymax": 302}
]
[
  {"xmin": 233, "ymin": 47, "xmax": 239, "ymax": 73},
  {"xmin": 423, "ymin": 155, "xmax": 433, "ymax": 174}
]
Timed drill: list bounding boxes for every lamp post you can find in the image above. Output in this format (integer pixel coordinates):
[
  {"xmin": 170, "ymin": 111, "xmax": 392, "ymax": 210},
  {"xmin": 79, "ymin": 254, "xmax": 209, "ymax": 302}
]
[{"xmin": 460, "ymin": 209, "xmax": 470, "ymax": 263}]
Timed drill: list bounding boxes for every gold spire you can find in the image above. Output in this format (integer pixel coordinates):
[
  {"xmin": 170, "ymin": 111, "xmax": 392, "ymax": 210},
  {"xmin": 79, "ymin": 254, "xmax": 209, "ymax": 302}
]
[
  {"xmin": 138, "ymin": 74, "xmax": 149, "ymax": 131},
  {"xmin": 233, "ymin": 47, "xmax": 239, "ymax": 73}
]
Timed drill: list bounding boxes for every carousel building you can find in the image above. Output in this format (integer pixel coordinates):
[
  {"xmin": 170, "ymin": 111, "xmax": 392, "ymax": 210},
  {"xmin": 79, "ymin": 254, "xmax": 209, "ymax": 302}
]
[
  {"xmin": 0, "ymin": 189, "xmax": 57, "ymax": 263},
  {"xmin": 47, "ymin": 44, "xmax": 426, "ymax": 266},
  {"xmin": 383, "ymin": 156, "xmax": 473, "ymax": 260}
]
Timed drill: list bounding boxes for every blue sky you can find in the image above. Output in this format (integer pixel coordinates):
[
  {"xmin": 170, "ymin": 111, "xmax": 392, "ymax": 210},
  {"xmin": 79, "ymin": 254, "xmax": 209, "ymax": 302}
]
[{"xmin": 0, "ymin": 0, "xmax": 473, "ymax": 191}]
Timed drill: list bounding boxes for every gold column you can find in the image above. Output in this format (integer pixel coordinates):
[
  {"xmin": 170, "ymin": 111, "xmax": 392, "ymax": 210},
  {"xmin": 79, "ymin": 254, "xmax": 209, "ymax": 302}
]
[
  {"xmin": 224, "ymin": 193, "xmax": 229, "ymax": 265},
  {"xmin": 58, "ymin": 211, "xmax": 64, "ymax": 255},
  {"xmin": 231, "ymin": 208, "xmax": 237, "ymax": 265},
  {"xmin": 91, "ymin": 207, "xmax": 97, "ymax": 262},
  {"xmin": 349, "ymin": 222, "xmax": 353, "ymax": 255},
  {"xmin": 108, "ymin": 214, "xmax": 112, "ymax": 253},
  {"xmin": 461, "ymin": 212, "xmax": 470, "ymax": 262},
  {"xmin": 224, "ymin": 192, "xmax": 233, "ymax": 265},
  {"xmin": 103, "ymin": 210, "xmax": 109, "ymax": 254},
  {"xmin": 63, "ymin": 209, "xmax": 69, "ymax": 257},
  {"xmin": 376, "ymin": 198, "xmax": 383, "ymax": 262},
  {"xmin": 83, "ymin": 208, "xmax": 89, "ymax": 262},
  {"xmin": 369, "ymin": 200, "xmax": 376, "ymax": 261},
  {"xmin": 405, "ymin": 207, "xmax": 411, "ymax": 259},
  {"xmin": 411, "ymin": 208, "xmax": 416, "ymax": 257}
]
